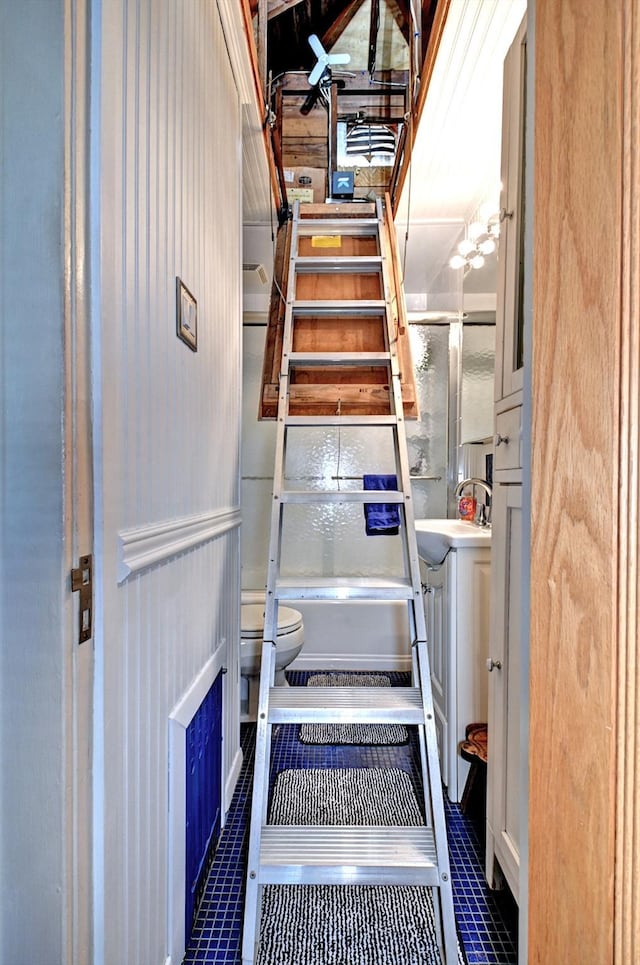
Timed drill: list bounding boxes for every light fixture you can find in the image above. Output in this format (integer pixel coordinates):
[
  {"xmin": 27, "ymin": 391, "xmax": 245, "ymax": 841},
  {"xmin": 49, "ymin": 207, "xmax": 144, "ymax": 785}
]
[{"xmin": 449, "ymin": 212, "xmax": 501, "ymax": 271}]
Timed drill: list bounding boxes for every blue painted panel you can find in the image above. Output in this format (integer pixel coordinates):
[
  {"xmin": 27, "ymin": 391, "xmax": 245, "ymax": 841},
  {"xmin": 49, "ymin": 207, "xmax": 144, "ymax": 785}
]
[{"xmin": 185, "ymin": 670, "xmax": 223, "ymax": 944}]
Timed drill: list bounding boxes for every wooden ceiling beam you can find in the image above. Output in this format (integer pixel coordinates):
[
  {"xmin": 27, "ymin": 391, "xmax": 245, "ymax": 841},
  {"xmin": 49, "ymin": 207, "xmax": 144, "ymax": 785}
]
[
  {"xmin": 267, "ymin": 0, "xmax": 308, "ymax": 20},
  {"xmin": 321, "ymin": 0, "xmax": 367, "ymax": 51},
  {"xmin": 420, "ymin": 0, "xmax": 438, "ymax": 61},
  {"xmin": 385, "ymin": 0, "xmax": 411, "ymax": 46}
]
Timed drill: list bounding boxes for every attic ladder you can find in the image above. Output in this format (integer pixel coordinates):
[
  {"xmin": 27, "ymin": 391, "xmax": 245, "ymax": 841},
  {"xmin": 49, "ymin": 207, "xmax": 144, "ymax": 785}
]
[{"xmin": 241, "ymin": 199, "xmax": 457, "ymax": 965}]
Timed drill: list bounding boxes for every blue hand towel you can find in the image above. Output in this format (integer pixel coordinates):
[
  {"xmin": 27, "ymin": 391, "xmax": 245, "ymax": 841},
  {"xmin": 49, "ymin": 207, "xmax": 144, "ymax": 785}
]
[{"xmin": 363, "ymin": 474, "xmax": 401, "ymax": 536}]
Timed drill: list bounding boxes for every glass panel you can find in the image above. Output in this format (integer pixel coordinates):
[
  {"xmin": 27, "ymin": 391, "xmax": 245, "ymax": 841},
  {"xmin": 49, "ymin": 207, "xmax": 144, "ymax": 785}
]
[
  {"xmin": 460, "ymin": 325, "xmax": 495, "ymax": 444},
  {"xmin": 406, "ymin": 324, "xmax": 450, "ymax": 519}
]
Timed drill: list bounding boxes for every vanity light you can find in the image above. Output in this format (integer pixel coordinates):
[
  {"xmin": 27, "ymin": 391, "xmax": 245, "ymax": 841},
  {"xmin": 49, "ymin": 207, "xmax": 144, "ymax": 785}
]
[
  {"xmin": 448, "ymin": 212, "xmax": 501, "ymax": 271},
  {"xmin": 449, "ymin": 253, "xmax": 467, "ymax": 270},
  {"xmin": 478, "ymin": 237, "xmax": 497, "ymax": 255}
]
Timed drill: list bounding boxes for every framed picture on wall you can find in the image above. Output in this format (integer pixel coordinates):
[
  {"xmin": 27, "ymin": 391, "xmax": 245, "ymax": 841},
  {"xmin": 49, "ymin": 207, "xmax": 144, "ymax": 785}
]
[{"xmin": 176, "ymin": 277, "xmax": 197, "ymax": 352}]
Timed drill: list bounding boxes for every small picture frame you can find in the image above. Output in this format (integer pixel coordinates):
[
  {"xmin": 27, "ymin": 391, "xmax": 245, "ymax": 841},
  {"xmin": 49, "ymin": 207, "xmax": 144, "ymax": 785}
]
[{"xmin": 176, "ymin": 277, "xmax": 197, "ymax": 352}]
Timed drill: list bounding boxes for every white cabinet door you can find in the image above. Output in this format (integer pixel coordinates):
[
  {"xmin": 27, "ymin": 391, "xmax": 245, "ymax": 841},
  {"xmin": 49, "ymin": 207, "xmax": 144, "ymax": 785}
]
[
  {"xmin": 486, "ymin": 483, "xmax": 522, "ymax": 902},
  {"xmin": 421, "ymin": 551, "xmax": 491, "ymax": 802},
  {"xmin": 495, "ymin": 17, "xmax": 527, "ymax": 403},
  {"xmin": 421, "ymin": 558, "xmax": 448, "ymax": 789},
  {"xmin": 454, "ymin": 550, "xmax": 492, "ymax": 800}
]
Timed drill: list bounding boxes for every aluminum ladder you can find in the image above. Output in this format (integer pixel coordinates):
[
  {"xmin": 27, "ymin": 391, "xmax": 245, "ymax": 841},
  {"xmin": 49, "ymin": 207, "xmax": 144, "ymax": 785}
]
[{"xmin": 241, "ymin": 198, "xmax": 457, "ymax": 965}]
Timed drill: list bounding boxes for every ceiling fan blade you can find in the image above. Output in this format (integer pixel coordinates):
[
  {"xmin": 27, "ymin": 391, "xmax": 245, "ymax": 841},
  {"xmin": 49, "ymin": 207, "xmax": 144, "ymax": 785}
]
[
  {"xmin": 308, "ymin": 60, "xmax": 327, "ymax": 86},
  {"xmin": 328, "ymin": 52, "xmax": 351, "ymax": 66},
  {"xmin": 308, "ymin": 34, "xmax": 326, "ymax": 59}
]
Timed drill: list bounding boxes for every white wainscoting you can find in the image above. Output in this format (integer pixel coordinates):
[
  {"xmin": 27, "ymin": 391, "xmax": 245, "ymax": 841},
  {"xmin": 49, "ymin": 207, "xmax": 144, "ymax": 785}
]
[
  {"xmin": 117, "ymin": 507, "xmax": 241, "ymax": 582},
  {"xmin": 93, "ymin": 1, "xmax": 246, "ymax": 962}
]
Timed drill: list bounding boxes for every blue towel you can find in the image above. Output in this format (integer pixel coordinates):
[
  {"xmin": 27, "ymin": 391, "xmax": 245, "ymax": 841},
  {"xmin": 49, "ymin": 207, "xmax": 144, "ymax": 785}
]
[{"xmin": 363, "ymin": 474, "xmax": 401, "ymax": 536}]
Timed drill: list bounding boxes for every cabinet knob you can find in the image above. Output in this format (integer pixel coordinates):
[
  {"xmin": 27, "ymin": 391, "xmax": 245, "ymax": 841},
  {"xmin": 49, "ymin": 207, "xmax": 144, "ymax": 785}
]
[
  {"xmin": 486, "ymin": 658, "xmax": 502, "ymax": 672},
  {"xmin": 495, "ymin": 433, "xmax": 510, "ymax": 447}
]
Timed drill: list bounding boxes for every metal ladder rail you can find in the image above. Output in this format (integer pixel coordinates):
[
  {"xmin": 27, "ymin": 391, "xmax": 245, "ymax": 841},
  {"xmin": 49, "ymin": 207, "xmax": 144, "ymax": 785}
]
[
  {"xmin": 375, "ymin": 197, "xmax": 457, "ymax": 963},
  {"xmin": 242, "ymin": 201, "xmax": 457, "ymax": 965},
  {"xmin": 243, "ymin": 201, "xmax": 394, "ymax": 962},
  {"xmin": 242, "ymin": 204, "xmax": 304, "ymax": 963}
]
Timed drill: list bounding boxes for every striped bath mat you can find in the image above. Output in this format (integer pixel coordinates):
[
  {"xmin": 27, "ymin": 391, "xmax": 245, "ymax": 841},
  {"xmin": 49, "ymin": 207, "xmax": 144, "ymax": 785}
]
[
  {"xmin": 299, "ymin": 673, "xmax": 409, "ymax": 745},
  {"xmin": 257, "ymin": 768, "xmax": 465, "ymax": 965}
]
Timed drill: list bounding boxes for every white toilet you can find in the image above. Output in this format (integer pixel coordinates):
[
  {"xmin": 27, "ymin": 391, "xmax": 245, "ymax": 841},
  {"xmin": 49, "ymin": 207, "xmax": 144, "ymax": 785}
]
[{"xmin": 240, "ymin": 603, "xmax": 304, "ymax": 721}]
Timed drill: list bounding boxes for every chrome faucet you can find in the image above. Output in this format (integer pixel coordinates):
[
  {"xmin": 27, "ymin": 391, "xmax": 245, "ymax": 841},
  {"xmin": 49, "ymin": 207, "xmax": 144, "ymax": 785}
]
[{"xmin": 454, "ymin": 477, "xmax": 493, "ymax": 526}]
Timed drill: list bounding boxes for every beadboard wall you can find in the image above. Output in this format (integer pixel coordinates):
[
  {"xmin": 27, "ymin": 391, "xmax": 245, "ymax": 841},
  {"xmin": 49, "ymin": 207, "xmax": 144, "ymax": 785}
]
[{"xmin": 94, "ymin": 2, "xmax": 245, "ymax": 962}]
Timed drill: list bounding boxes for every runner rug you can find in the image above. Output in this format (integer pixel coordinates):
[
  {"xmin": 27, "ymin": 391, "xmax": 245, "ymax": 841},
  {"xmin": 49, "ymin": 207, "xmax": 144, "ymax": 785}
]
[
  {"xmin": 256, "ymin": 767, "xmax": 465, "ymax": 965},
  {"xmin": 299, "ymin": 673, "xmax": 409, "ymax": 746}
]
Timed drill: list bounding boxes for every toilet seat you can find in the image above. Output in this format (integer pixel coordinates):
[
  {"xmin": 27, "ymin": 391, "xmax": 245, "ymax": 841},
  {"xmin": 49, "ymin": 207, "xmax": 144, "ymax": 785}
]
[{"xmin": 241, "ymin": 603, "xmax": 303, "ymax": 638}]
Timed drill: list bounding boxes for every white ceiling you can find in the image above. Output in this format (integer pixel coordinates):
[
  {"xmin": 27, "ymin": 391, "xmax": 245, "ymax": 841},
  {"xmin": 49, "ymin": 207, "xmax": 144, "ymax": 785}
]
[{"xmin": 396, "ymin": 0, "xmax": 527, "ymax": 302}]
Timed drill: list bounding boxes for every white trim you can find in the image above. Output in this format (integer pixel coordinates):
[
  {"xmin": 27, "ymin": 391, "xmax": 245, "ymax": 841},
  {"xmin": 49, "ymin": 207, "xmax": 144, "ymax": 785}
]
[
  {"xmin": 216, "ymin": 0, "xmax": 257, "ymax": 109},
  {"xmin": 117, "ymin": 507, "xmax": 241, "ymax": 583},
  {"xmin": 224, "ymin": 747, "xmax": 243, "ymax": 816},
  {"xmin": 167, "ymin": 646, "xmax": 227, "ymax": 965}
]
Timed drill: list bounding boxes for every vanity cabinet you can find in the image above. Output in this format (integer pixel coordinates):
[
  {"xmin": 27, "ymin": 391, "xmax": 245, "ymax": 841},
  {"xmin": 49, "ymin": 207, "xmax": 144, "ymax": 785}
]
[
  {"xmin": 420, "ymin": 545, "xmax": 491, "ymax": 804},
  {"xmin": 486, "ymin": 484, "xmax": 522, "ymax": 901},
  {"xmin": 486, "ymin": 14, "xmax": 527, "ymax": 905}
]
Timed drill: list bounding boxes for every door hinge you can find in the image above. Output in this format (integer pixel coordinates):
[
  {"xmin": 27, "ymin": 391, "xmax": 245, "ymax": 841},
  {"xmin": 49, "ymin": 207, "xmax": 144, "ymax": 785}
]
[{"xmin": 71, "ymin": 554, "xmax": 93, "ymax": 644}]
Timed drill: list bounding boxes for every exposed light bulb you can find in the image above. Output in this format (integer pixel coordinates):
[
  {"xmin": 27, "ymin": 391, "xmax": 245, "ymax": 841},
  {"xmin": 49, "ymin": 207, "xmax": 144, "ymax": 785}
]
[
  {"xmin": 458, "ymin": 238, "xmax": 475, "ymax": 256},
  {"xmin": 470, "ymin": 253, "xmax": 485, "ymax": 270},
  {"xmin": 479, "ymin": 200, "xmax": 498, "ymax": 222},
  {"xmin": 468, "ymin": 221, "xmax": 484, "ymax": 241},
  {"xmin": 478, "ymin": 238, "xmax": 496, "ymax": 255},
  {"xmin": 449, "ymin": 253, "xmax": 467, "ymax": 270}
]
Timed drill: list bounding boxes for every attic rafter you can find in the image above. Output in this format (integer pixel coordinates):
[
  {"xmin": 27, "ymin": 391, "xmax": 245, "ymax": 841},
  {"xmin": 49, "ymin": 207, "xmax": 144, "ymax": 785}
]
[
  {"xmin": 321, "ymin": 0, "xmax": 367, "ymax": 51},
  {"xmin": 385, "ymin": 0, "xmax": 410, "ymax": 46},
  {"xmin": 420, "ymin": 0, "xmax": 437, "ymax": 60},
  {"xmin": 267, "ymin": 0, "xmax": 308, "ymax": 20}
]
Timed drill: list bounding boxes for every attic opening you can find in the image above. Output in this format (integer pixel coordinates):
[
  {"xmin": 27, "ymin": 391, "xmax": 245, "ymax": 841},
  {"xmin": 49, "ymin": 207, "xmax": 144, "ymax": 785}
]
[{"xmin": 245, "ymin": 0, "xmax": 445, "ymax": 212}]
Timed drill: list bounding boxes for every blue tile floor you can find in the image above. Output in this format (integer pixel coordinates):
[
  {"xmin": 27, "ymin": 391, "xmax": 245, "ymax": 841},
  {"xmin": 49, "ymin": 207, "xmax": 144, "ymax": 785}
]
[{"xmin": 183, "ymin": 671, "xmax": 518, "ymax": 965}]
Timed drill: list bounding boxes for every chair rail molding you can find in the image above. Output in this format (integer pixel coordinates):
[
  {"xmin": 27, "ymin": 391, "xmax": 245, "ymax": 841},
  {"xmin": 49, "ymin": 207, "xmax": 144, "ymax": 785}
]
[{"xmin": 117, "ymin": 507, "xmax": 241, "ymax": 583}]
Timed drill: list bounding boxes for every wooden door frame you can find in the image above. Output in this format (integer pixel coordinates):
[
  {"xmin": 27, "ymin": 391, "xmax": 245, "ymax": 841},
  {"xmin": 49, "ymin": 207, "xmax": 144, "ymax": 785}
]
[{"xmin": 529, "ymin": 1, "xmax": 639, "ymax": 961}]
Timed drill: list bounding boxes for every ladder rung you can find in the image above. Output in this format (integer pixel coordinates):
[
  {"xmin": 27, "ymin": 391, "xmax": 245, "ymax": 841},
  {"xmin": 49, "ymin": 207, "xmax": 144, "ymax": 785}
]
[
  {"xmin": 258, "ymin": 826, "xmax": 439, "ymax": 886},
  {"xmin": 275, "ymin": 577, "xmax": 413, "ymax": 601},
  {"xmin": 296, "ymin": 219, "xmax": 379, "ymax": 235},
  {"xmin": 292, "ymin": 300, "xmax": 387, "ymax": 315},
  {"xmin": 268, "ymin": 686, "xmax": 424, "ymax": 724},
  {"xmin": 285, "ymin": 414, "xmax": 399, "ymax": 427},
  {"xmin": 280, "ymin": 490, "xmax": 404, "ymax": 504},
  {"xmin": 294, "ymin": 256, "xmax": 383, "ymax": 272},
  {"xmin": 286, "ymin": 351, "xmax": 391, "ymax": 366}
]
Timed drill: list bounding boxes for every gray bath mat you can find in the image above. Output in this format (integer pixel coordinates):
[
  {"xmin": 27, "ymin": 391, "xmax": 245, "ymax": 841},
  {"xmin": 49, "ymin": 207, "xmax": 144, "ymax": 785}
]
[
  {"xmin": 299, "ymin": 673, "xmax": 409, "ymax": 745},
  {"xmin": 268, "ymin": 767, "xmax": 423, "ymax": 825},
  {"xmin": 257, "ymin": 768, "xmax": 465, "ymax": 965}
]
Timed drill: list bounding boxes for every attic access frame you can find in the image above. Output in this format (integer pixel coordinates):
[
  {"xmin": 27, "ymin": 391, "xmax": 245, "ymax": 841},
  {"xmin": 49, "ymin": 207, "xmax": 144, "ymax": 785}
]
[{"xmin": 240, "ymin": 0, "xmax": 452, "ymax": 216}]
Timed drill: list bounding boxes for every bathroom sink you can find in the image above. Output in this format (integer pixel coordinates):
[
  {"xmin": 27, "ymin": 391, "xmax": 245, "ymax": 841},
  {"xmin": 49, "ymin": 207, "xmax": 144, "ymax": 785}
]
[{"xmin": 414, "ymin": 518, "xmax": 491, "ymax": 565}]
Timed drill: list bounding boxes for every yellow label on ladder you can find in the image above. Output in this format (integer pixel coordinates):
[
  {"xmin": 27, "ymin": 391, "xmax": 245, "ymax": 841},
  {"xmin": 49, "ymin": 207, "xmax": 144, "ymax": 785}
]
[{"xmin": 311, "ymin": 235, "xmax": 342, "ymax": 248}]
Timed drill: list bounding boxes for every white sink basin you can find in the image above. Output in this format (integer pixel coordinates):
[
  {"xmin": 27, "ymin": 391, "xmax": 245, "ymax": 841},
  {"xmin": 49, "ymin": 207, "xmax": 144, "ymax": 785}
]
[{"xmin": 415, "ymin": 518, "xmax": 492, "ymax": 565}]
